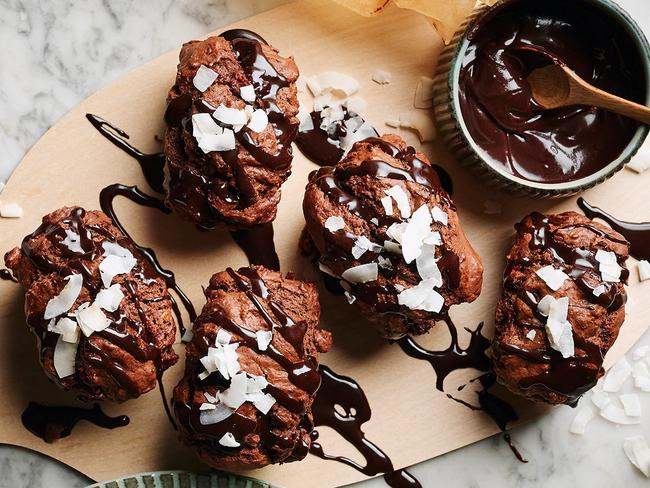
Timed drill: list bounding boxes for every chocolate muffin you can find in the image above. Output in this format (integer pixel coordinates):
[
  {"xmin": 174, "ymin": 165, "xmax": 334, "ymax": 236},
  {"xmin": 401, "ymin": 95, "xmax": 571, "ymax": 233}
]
[
  {"xmin": 492, "ymin": 211, "xmax": 630, "ymax": 405},
  {"xmin": 173, "ymin": 266, "xmax": 332, "ymax": 470},
  {"xmin": 302, "ymin": 134, "xmax": 483, "ymax": 338},
  {"xmin": 5, "ymin": 207, "xmax": 177, "ymax": 402},
  {"xmin": 163, "ymin": 31, "xmax": 300, "ymax": 229}
]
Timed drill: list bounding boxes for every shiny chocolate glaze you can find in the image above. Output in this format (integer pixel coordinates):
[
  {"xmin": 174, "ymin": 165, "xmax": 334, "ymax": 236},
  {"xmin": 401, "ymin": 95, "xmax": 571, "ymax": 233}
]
[{"xmin": 458, "ymin": 0, "xmax": 646, "ymax": 183}]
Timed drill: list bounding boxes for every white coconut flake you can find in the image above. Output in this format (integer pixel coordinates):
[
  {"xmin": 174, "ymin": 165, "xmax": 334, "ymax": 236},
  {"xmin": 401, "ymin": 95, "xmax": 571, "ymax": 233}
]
[
  {"xmin": 216, "ymin": 329, "xmax": 232, "ymax": 346},
  {"xmin": 298, "ymin": 110, "xmax": 315, "ymax": 132},
  {"xmin": 0, "ymin": 202, "xmax": 23, "ymax": 218},
  {"xmin": 380, "ymin": 196, "xmax": 394, "ymax": 216},
  {"xmin": 307, "ymin": 72, "xmax": 360, "ymax": 97},
  {"xmin": 378, "ymin": 256, "xmax": 393, "ymax": 270},
  {"xmin": 638, "ymin": 260, "xmax": 650, "ymax": 282},
  {"xmin": 537, "ymin": 295, "xmax": 554, "ymax": 317},
  {"xmin": 545, "ymin": 296, "xmax": 574, "ymax": 358},
  {"xmin": 569, "ymin": 407, "xmax": 594, "ymax": 435},
  {"xmin": 192, "ymin": 113, "xmax": 222, "ymax": 137},
  {"xmin": 593, "ymin": 284, "xmax": 607, "ymax": 297},
  {"xmin": 76, "ymin": 303, "xmax": 111, "ymax": 337},
  {"xmin": 431, "ymin": 206, "xmax": 448, "ymax": 226},
  {"xmin": 623, "ymin": 436, "xmax": 650, "ymax": 477},
  {"xmin": 247, "ymin": 109, "xmax": 268, "ymax": 133},
  {"xmin": 341, "ymin": 263, "xmax": 378, "ymax": 284},
  {"xmin": 372, "ymin": 69, "xmax": 392, "ymax": 84},
  {"xmin": 220, "ymin": 372, "xmax": 248, "ymax": 409},
  {"xmin": 246, "ymin": 375, "xmax": 268, "ymax": 394},
  {"xmin": 252, "ymin": 393, "xmax": 276, "ymax": 414},
  {"xmin": 200, "ymin": 402, "xmax": 234, "ymax": 425},
  {"xmin": 620, "ymin": 393, "xmax": 642, "ymax": 417},
  {"xmin": 256, "ymin": 330, "xmax": 273, "ymax": 351},
  {"xmin": 51, "ymin": 317, "xmax": 80, "ymax": 344},
  {"xmin": 397, "ymin": 279, "xmax": 445, "ymax": 313},
  {"xmin": 526, "ymin": 329, "xmax": 537, "ymax": 341},
  {"xmin": 100, "ymin": 242, "xmax": 137, "ymax": 287},
  {"xmin": 603, "ymin": 357, "xmax": 632, "ymax": 392},
  {"xmin": 383, "ymin": 240, "xmax": 402, "ymax": 255},
  {"xmin": 213, "ymin": 104, "xmax": 249, "ymax": 127},
  {"xmin": 415, "ymin": 245, "xmax": 442, "ymax": 285},
  {"xmin": 351, "ymin": 236, "xmax": 382, "ymax": 259},
  {"xmin": 413, "ymin": 76, "xmax": 435, "ymax": 109},
  {"xmin": 44, "ymin": 274, "xmax": 83, "ymax": 320},
  {"xmin": 398, "ymin": 111, "xmax": 436, "ymax": 142},
  {"xmin": 218, "ymin": 432, "xmax": 241, "ymax": 448},
  {"xmin": 536, "ymin": 265, "xmax": 569, "ymax": 291},
  {"xmin": 193, "ymin": 65, "xmax": 218, "ymax": 92},
  {"xmin": 591, "ymin": 390, "xmax": 611, "ymax": 410},
  {"xmin": 199, "ymin": 403, "xmax": 216, "ymax": 410},
  {"xmin": 345, "ymin": 95, "xmax": 368, "ymax": 115},
  {"xmin": 400, "ymin": 205, "xmax": 433, "ymax": 264},
  {"xmin": 94, "ymin": 284, "xmax": 124, "ymax": 313},
  {"xmin": 197, "ymin": 129, "xmax": 236, "ymax": 153},
  {"xmin": 53, "ymin": 335, "xmax": 78, "ymax": 378},
  {"xmin": 423, "ymin": 231, "xmax": 442, "ymax": 246},
  {"xmin": 341, "ymin": 121, "xmax": 376, "ymax": 154},
  {"xmin": 600, "ymin": 404, "xmax": 641, "ymax": 424},
  {"xmin": 344, "ymin": 291, "xmax": 356, "ymax": 304},
  {"xmin": 61, "ymin": 230, "xmax": 84, "ymax": 254},
  {"xmin": 596, "ymin": 249, "xmax": 622, "ymax": 282},
  {"xmin": 240, "ymin": 84, "xmax": 256, "ymax": 102},
  {"xmin": 633, "ymin": 346, "xmax": 650, "ymax": 361},
  {"xmin": 325, "ymin": 216, "xmax": 345, "ymax": 233}
]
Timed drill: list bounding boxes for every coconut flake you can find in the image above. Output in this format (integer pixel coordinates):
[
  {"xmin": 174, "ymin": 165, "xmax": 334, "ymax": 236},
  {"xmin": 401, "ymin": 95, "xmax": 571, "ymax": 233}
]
[
  {"xmin": 325, "ymin": 216, "xmax": 345, "ymax": 233},
  {"xmin": 380, "ymin": 196, "xmax": 394, "ymax": 216},
  {"xmin": 415, "ymin": 245, "xmax": 442, "ymax": 285},
  {"xmin": 536, "ymin": 265, "xmax": 569, "ymax": 291},
  {"xmin": 569, "ymin": 407, "xmax": 594, "ymax": 435},
  {"xmin": 216, "ymin": 329, "xmax": 232, "ymax": 346},
  {"xmin": 50, "ymin": 317, "xmax": 80, "ymax": 344},
  {"xmin": 94, "ymin": 284, "xmax": 124, "ymax": 312},
  {"xmin": 633, "ymin": 346, "xmax": 650, "ymax": 361},
  {"xmin": 341, "ymin": 121, "xmax": 377, "ymax": 153},
  {"xmin": 545, "ymin": 296, "xmax": 574, "ymax": 358},
  {"xmin": 61, "ymin": 230, "xmax": 84, "ymax": 254},
  {"xmin": 197, "ymin": 129, "xmax": 236, "ymax": 153},
  {"xmin": 307, "ymin": 72, "xmax": 360, "ymax": 97},
  {"xmin": 351, "ymin": 236, "xmax": 382, "ymax": 259},
  {"xmin": 600, "ymin": 404, "xmax": 641, "ymax": 424},
  {"xmin": 400, "ymin": 205, "xmax": 433, "ymax": 264},
  {"xmin": 53, "ymin": 335, "xmax": 78, "ymax": 378},
  {"xmin": 372, "ymin": 69, "xmax": 392, "ymax": 84},
  {"xmin": 537, "ymin": 295, "xmax": 554, "ymax": 317},
  {"xmin": 76, "ymin": 303, "xmax": 111, "ymax": 337},
  {"xmin": 591, "ymin": 389, "xmax": 611, "ymax": 410},
  {"xmin": 240, "ymin": 84, "xmax": 256, "ymax": 102},
  {"xmin": 526, "ymin": 329, "xmax": 536, "ymax": 341},
  {"xmin": 431, "ymin": 206, "xmax": 448, "ymax": 225},
  {"xmin": 200, "ymin": 402, "xmax": 234, "ymax": 425},
  {"xmin": 252, "ymin": 393, "xmax": 276, "ymax": 414},
  {"xmin": 247, "ymin": 109, "xmax": 268, "ymax": 133},
  {"xmin": 218, "ymin": 432, "xmax": 241, "ymax": 448},
  {"xmin": 603, "ymin": 357, "xmax": 632, "ymax": 392},
  {"xmin": 344, "ymin": 291, "xmax": 356, "ymax": 304},
  {"xmin": 345, "ymin": 96, "xmax": 367, "ymax": 115},
  {"xmin": 256, "ymin": 330, "xmax": 273, "ymax": 351},
  {"xmin": 593, "ymin": 284, "xmax": 607, "ymax": 297},
  {"xmin": 220, "ymin": 372, "xmax": 248, "ymax": 409},
  {"xmin": 100, "ymin": 242, "xmax": 137, "ymax": 287},
  {"xmin": 638, "ymin": 260, "xmax": 650, "ymax": 282},
  {"xmin": 341, "ymin": 263, "xmax": 378, "ymax": 284},
  {"xmin": 397, "ymin": 279, "xmax": 445, "ymax": 313},
  {"xmin": 44, "ymin": 274, "xmax": 83, "ymax": 320},
  {"xmin": 620, "ymin": 393, "xmax": 642, "ymax": 417},
  {"xmin": 413, "ymin": 76, "xmax": 435, "ymax": 109},
  {"xmin": 595, "ymin": 249, "xmax": 622, "ymax": 282},
  {"xmin": 623, "ymin": 436, "xmax": 650, "ymax": 477},
  {"xmin": 398, "ymin": 111, "xmax": 436, "ymax": 142},
  {"xmin": 0, "ymin": 202, "xmax": 23, "ymax": 218},
  {"xmin": 298, "ymin": 110, "xmax": 315, "ymax": 132},
  {"xmin": 193, "ymin": 65, "xmax": 218, "ymax": 92},
  {"xmin": 213, "ymin": 104, "xmax": 249, "ymax": 127},
  {"xmin": 192, "ymin": 113, "xmax": 222, "ymax": 137}
]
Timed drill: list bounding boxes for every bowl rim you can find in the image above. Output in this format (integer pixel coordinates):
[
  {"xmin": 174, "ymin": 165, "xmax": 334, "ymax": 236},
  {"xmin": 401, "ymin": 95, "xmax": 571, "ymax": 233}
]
[{"xmin": 447, "ymin": 0, "xmax": 650, "ymax": 192}]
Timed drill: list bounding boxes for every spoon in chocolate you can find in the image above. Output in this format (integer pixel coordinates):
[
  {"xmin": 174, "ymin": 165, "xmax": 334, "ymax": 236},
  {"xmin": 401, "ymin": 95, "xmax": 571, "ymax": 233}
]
[{"xmin": 528, "ymin": 64, "xmax": 650, "ymax": 124}]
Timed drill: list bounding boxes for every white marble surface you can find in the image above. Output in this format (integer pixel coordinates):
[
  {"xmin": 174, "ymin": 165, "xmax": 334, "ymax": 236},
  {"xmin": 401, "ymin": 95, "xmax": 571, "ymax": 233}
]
[{"xmin": 1, "ymin": 0, "xmax": 650, "ymax": 487}]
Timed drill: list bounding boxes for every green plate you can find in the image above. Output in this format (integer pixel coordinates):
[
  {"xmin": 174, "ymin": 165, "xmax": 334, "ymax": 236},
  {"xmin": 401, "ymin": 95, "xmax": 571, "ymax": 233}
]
[{"xmin": 86, "ymin": 471, "xmax": 283, "ymax": 488}]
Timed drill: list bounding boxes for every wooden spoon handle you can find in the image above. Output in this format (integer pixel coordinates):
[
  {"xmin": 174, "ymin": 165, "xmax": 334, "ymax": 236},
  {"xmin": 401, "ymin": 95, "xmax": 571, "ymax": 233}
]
[{"xmin": 569, "ymin": 73, "xmax": 650, "ymax": 124}]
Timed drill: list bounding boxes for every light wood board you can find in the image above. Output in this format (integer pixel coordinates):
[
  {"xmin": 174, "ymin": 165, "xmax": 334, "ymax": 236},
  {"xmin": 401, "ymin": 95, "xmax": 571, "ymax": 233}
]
[{"xmin": 0, "ymin": 1, "xmax": 649, "ymax": 486}]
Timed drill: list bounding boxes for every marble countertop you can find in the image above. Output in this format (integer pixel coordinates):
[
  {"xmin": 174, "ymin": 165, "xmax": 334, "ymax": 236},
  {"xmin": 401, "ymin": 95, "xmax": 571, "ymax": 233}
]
[{"xmin": 1, "ymin": 1, "xmax": 649, "ymax": 487}]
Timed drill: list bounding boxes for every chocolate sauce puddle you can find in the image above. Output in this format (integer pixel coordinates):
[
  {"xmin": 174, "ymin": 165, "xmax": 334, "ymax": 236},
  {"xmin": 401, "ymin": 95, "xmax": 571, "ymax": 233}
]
[
  {"xmin": 311, "ymin": 365, "xmax": 421, "ymax": 488},
  {"xmin": 21, "ymin": 402, "xmax": 129, "ymax": 443},
  {"xmin": 0, "ymin": 268, "xmax": 17, "ymax": 282},
  {"xmin": 578, "ymin": 198, "xmax": 650, "ymax": 260},
  {"xmin": 86, "ymin": 114, "xmax": 165, "ymax": 194},
  {"xmin": 87, "ymin": 115, "xmax": 281, "ymax": 271}
]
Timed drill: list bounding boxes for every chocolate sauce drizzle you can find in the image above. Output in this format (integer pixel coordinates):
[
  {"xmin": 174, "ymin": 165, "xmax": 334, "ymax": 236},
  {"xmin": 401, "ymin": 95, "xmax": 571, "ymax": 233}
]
[
  {"xmin": 494, "ymin": 211, "xmax": 629, "ymax": 405},
  {"xmin": 85, "ymin": 114, "xmax": 165, "ymax": 194},
  {"xmin": 311, "ymin": 365, "xmax": 421, "ymax": 488},
  {"xmin": 578, "ymin": 198, "xmax": 650, "ymax": 261},
  {"xmin": 21, "ymin": 402, "xmax": 129, "ymax": 443},
  {"xmin": 0, "ymin": 268, "xmax": 17, "ymax": 282}
]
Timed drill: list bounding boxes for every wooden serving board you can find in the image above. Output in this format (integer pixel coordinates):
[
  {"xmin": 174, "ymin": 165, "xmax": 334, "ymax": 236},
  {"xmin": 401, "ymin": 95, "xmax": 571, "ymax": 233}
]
[{"xmin": 0, "ymin": 1, "xmax": 648, "ymax": 486}]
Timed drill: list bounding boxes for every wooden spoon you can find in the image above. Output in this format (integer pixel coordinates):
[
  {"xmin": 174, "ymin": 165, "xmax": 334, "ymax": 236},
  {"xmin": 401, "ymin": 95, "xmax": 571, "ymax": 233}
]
[{"xmin": 527, "ymin": 64, "xmax": 650, "ymax": 124}]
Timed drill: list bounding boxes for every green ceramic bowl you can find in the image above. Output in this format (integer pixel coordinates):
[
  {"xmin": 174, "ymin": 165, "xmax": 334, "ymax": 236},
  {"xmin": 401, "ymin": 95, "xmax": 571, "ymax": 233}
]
[
  {"xmin": 85, "ymin": 471, "xmax": 282, "ymax": 488},
  {"xmin": 432, "ymin": 0, "xmax": 650, "ymax": 198}
]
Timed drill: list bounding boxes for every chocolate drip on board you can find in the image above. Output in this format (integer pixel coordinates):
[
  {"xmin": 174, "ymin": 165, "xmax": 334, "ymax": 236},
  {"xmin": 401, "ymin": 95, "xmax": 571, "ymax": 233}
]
[
  {"xmin": 311, "ymin": 365, "xmax": 421, "ymax": 488},
  {"xmin": 578, "ymin": 197, "xmax": 650, "ymax": 261},
  {"xmin": 21, "ymin": 402, "xmax": 129, "ymax": 443},
  {"xmin": 229, "ymin": 225, "xmax": 280, "ymax": 271},
  {"xmin": 0, "ymin": 268, "xmax": 17, "ymax": 282},
  {"xmin": 86, "ymin": 114, "xmax": 165, "ymax": 194}
]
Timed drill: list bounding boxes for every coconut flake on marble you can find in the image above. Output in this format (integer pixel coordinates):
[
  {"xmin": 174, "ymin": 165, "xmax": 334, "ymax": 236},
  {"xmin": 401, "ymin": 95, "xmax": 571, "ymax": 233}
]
[
  {"xmin": 633, "ymin": 346, "xmax": 650, "ymax": 361},
  {"xmin": 600, "ymin": 404, "xmax": 641, "ymax": 425},
  {"xmin": 620, "ymin": 393, "xmax": 642, "ymax": 417},
  {"xmin": 341, "ymin": 263, "xmax": 378, "ymax": 284},
  {"xmin": 623, "ymin": 436, "xmax": 650, "ymax": 477},
  {"xmin": 590, "ymin": 389, "xmax": 611, "ymax": 410},
  {"xmin": 193, "ymin": 65, "xmax": 218, "ymax": 92},
  {"xmin": 569, "ymin": 407, "xmax": 594, "ymax": 435},
  {"xmin": 44, "ymin": 273, "xmax": 83, "ymax": 320},
  {"xmin": 341, "ymin": 121, "xmax": 376, "ymax": 154},
  {"xmin": 603, "ymin": 357, "xmax": 632, "ymax": 392},
  {"xmin": 53, "ymin": 335, "xmax": 78, "ymax": 378},
  {"xmin": 535, "ymin": 265, "xmax": 569, "ymax": 291},
  {"xmin": 306, "ymin": 72, "xmax": 360, "ymax": 98},
  {"xmin": 240, "ymin": 84, "xmax": 256, "ymax": 102},
  {"xmin": 325, "ymin": 215, "xmax": 345, "ymax": 233}
]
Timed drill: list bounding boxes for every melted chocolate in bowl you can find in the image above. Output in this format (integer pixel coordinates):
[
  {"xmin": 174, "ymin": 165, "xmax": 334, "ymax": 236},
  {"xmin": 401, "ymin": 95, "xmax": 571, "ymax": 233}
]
[{"xmin": 458, "ymin": 0, "xmax": 647, "ymax": 184}]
